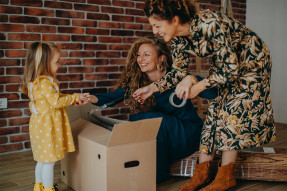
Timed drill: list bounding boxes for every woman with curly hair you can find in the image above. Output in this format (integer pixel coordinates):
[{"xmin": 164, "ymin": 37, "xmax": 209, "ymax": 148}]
[
  {"xmin": 89, "ymin": 36, "xmax": 217, "ymax": 183},
  {"xmin": 132, "ymin": 0, "xmax": 276, "ymax": 190}
]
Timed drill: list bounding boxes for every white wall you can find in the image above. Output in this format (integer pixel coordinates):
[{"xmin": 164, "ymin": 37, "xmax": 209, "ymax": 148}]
[{"xmin": 246, "ymin": 0, "xmax": 287, "ymax": 123}]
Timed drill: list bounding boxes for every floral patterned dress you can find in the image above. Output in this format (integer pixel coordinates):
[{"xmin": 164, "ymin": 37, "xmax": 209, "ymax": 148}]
[{"xmin": 155, "ymin": 9, "xmax": 276, "ymax": 155}]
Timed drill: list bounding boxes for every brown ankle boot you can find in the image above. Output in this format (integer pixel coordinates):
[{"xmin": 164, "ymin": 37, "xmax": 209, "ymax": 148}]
[
  {"xmin": 179, "ymin": 161, "xmax": 211, "ymax": 191},
  {"xmin": 200, "ymin": 162, "xmax": 236, "ymax": 191}
]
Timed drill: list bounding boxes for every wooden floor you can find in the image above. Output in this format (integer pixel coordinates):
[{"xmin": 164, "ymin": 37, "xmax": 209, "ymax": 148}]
[{"xmin": 0, "ymin": 123, "xmax": 286, "ymax": 191}]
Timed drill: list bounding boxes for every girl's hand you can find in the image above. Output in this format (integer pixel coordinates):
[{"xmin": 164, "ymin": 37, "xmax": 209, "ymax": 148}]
[
  {"xmin": 133, "ymin": 83, "xmax": 159, "ymax": 104},
  {"xmin": 77, "ymin": 93, "xmax": 91, "ymax": 105},
  {"xmin": 175, "ymin": 75, "xmax": 198, "ymax": 99},
  {"xmin": 89, "ymin": 95, "xmax": 98, "ymax": 104}
]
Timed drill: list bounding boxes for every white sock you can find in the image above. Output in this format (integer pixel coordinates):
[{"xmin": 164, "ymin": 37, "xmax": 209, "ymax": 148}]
[
  {"xmin": 35, "ymin": 162, "xmax": 43, "ymax": 183},
  {"xmin": 42, "ymin": 162, "xmax": 55, "ymax": 188}
]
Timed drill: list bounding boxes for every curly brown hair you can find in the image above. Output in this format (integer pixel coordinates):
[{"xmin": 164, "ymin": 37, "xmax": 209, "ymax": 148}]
[
  {"xmin": 116, "ymin": 36, "xmax": 172, "ymax": 113},
  {"xmin": 144, "ymin": 0, "xmax": 197, "ymax": 23}
]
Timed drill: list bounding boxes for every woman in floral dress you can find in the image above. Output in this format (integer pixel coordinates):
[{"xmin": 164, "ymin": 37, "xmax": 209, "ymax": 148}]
[{"xmin": 132, "ymin": 0, "xmax": 276, "ymax": 190}]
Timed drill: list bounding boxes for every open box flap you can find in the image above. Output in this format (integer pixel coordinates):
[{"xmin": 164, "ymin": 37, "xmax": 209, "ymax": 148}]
[{"xmin": 108, "ymin": 118, "xmax": 162, "ymax": 147}]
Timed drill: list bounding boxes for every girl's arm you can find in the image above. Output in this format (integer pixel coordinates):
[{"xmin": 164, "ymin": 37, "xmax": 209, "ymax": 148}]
[{"xmin": 40, "ymin": 78, "xmax": 80, "ymax": 108}]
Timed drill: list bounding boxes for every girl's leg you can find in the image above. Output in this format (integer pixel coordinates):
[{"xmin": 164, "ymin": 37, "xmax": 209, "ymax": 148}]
[
  {"xmin": 42, "ymin": 162, "xmax": 56, "ymax": 188},
  {"xmin": 221, "ymin": 150, "xmax": 238, "ymax": 166},
  {"xmin": 35, "ymin": 162, "xmax": 44, "ymax": 183},
  {"xmin": 199, "ymin": 152, "xmax": 214, "ymax": 163}
]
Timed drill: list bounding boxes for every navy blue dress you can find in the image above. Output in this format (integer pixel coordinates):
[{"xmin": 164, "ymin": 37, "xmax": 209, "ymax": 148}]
[{"xmin": 92, "ymin": 77, "xmax": 217, "ymax": 183}]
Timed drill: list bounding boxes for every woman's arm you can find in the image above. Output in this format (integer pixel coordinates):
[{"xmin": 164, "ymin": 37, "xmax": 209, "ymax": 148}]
[{"xmin": 91, "ymin": 88, "xmax": 126, "ymax": 107}]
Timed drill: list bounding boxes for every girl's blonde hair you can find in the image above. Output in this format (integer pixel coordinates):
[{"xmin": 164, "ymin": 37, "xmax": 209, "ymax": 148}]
[
  {"xmin": 19, "ymin": 41, "xmax": 60, "ymax": 95},
  {"xmin": 116, "ymin": 36, "xmax": 172, "ymax": 113}
]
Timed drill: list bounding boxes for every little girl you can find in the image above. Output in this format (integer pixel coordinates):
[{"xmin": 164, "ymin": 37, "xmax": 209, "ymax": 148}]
[{"xmin": 19, "ymin": 41, "xmax": 90, "ymax": 191}]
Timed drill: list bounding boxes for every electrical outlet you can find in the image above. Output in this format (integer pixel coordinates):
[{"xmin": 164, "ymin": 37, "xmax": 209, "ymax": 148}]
[{"xmin": 0, "ymin": 98, "xmax": 8, "ymax": 109}]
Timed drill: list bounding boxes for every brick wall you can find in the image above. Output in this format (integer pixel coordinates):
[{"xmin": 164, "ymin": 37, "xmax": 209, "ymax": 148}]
[{"xmin": 0, "ymin": 0, "xmax": 246, "ymax": 154}]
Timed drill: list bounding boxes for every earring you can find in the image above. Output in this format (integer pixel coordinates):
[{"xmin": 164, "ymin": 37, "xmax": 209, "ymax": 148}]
[{"xmin": 157, "ymin": 62, "xmax": 163, "ymax": 71}]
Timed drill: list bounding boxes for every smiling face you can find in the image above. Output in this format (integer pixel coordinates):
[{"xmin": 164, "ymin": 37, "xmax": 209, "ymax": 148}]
[
  {"xmin": 148, "ymin": 15, "xmax": 177, "ymax": 42},
  {"xmin": 49, "ymin": 51, "xmax": 61, "ymax": 76},
  {"xmin": 137, "ymin": 43, "xmax": 161, "ymax": 74}
]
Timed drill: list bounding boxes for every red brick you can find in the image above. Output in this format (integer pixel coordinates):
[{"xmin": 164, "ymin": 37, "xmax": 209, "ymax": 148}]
[
  {"xmin": 121, "ymin": 51, "xmax": 128, "ymax": 57},
  {"xmin": 58, "ymin": 27, "xmax": 84, "ymax": 34},
  {"xmin": 42, "ymin": 18, "xmax": 70, "ymax": 26},
  {"xmin": 0, "ymin": 33, "xmax": 6, "ymax": 40},
  {"xmin": 56, "ymin": 10, "xmax": 85, "ymax": 19},
  {"xmin": 59, "ymin": 59, "xmax": 81, "ymax": 65},
  {"xmin": 8, "ymin": 33, "xmax": 40, "ymax": 41},
  {"xmin": 70, "ymin": 51, "xmax": 95, "ymax": 58},
  {"xmin": 60, "ymin": 51, "xmax": 68, "ymax": 57},
  {"xmin": 10, "ymin": 133, "xmax": 30, "ymax": 142},
  {"xmin": 112, "ymin": 0, "xmax": 134, "ymax": 7},
  {"xmin": 96, "ymin": 80, "xmax": 117, "ymax": 87},
  {"xmin": 57, "ymin": 74, "xmax": 83, "ymax": 82},
  {"xmin": 6, "ymin": 67, "xmax": 23, "ymax": 75},
  {"xmin": 0, "ymin": 143, "xmax": 23, "ymax": 153},
  {"xmin": 0, "ymin": 42, "xmax": 22, "ymax": 49},
  {"xmin": 98, "ymin": 37, "xmax": 122, "ymax": 43},
  {"xmin": 44, "ymin": 1, "xmax": 72, "ymax": 9},
  {"xmin": 57, "ymin": 66, "xmax": 67, "ymax": 74},
  {"xmin": 24, "ymin": 7, "xmax": 54, "ymax": 17},
  {"xmin": 110, "ymin": 58, "xmax": 126, "ymax": 65},
  {"xmin": 58, "ymin": 82, "xmax": 68, "ymax": 89},
  {"xmin": 42, "ymin": 34, "xmax": 70, "ymax": 41},
  {"xmin": 0, "ymin": 68, "xmax": 3, "ymax": 75},
  {"xmin": 70, "ymin": 81, "xmax": 95, "ymax": 88},
  {"xmin": 143, "ymin": 24, "xmax": 152, "ymax": 30},
  {"xmin": 109, "ymin": 73, "xmax": 121, "ymax": 79},
  {"xmin": 0, "ymin": 24, "xmax": 24, "ymax": 32},
  {"xmin": 20, "ymin": 93, "xmax": 29, "ymax": 100},
  {"xmin": 85, "ymin": 73, "xmax": 108, "ymax": 80},
  {"xmin": 0, "ymin": 14, "xmax": 8, "ymax": 22},
  {"xmin": 200, "ymin": 4, "xmax": 220, "ymax": 11},
  {"xmin": 24, "ymin": 141, "xmax": 31, "ymax": 148},
  {"xmin": 112, "ymin": 15, "xmax": 134, "ymax": 22},
  {"xmin": 71, "ymin": 35, "xmax": 97, "ymax": 42},
  {"xmin": 57, "ymin": 43, "xmax": 82, "ymax": 50},
  {"xmin": 87, "ymin": 0, "xmax": 111, "ymax": 5},
  {"xmin": 84, "ymin": 44, "xmax": 108, "ymax": 50},
  {"xmin": 87, "ymin": 13, "xmax": 110, "ymax": 20},
  {"xmin": 135, "ymin": 31, "xmax": 153, "ymax": 37},
  {"xmin": 232, "ymin": 1, "xmax": 246, "ymax": 9},
  {"xmin": 0, "ymin": 0, "xmax": 9, "ymax": 4},
  {"xmin": 98, "ymin": 22, "xmax": 121, "ymax": 29},
  {"xmin": 9, "ymin": 117, "xmax": 29, "ymax": 126},
  {"xmin": 0, "ymin": 50, "xmax": 3, "ymax": 57},
  {"xmin": 26, "ymin": 25, "xmax": 56, "ymax": 33},
  {"xmin": 135, "ymin": 17, "xmax": 149, "ymax": 23},
  {"xmin": 0, "ymin": 5, "xmax": 22, "ymax": 14},
  {"xmin": 0, "ymin": 76, "xmax": 21, "ymax": 83},
  {"xmin": 109, "ymin": 44, "xmax": 130, "ymax": 51},
  {"xmin": 96, "ymin": 66, "xmax": 119, "ymax": 72},
  {"xmin": 22, "ymin": 125, "xmax": 29, "ymax": 133},
  {"xmin": 86, "ymin": 28, "xmax": 109, "ymax": 35},
  {"xmin": 68, "ymin": 66, "xmax": 94, "ymax": 73},
  {"xmin": 61, "ymin": 0, "xmax": 85, "ymax": 2},
  {"xmin": 122, "ymin": 23, "xmax": 142, "ymax": 30},
  {"xmin": 0, "ymin": 93, "xmax": 20, "ymax": 100},
  {"xmin": 0, "ymin": 126, "xmax": 20, "ymax": 135},
  {"xmin": 101, "ymin": 6, "xmax": 124, "ymax": 14},
  {"xmin": 11, "ymin": 0, "xmax": 42, "ymax": 7},
  {"xmin": 89, "ymin": 87, "xmax": 107, "ymax": 94},
  {"xmin": 0, "ymin": 136, "xmax": 8, "ymax": 144},
  {"xmin": 5, "ymin": 84, "xmax": 20, "ymax": 92},
  {"xmin": 125, "ymin": 8, "xmax": 145, "ymax": 16},
  {"xmin": 8, "ymin": 100, "xmax": 29, "ymax": 108},
  {"xmin": 0, "ymin": 119, "xmax": 7, "ymax": 127},
  {"xmin": 111, "ymin": 30, "xmax": 133, "ymax": 36},
  {"xmin": 83, "ymin": 59, "xmax": 108, "ymax": 66},
  {"xmin": 136, "ymin": 2, "xmax": 145, "ymax": 9},
  {"xmin": 5, "ymin": 50, "xmax": 27, "ymax": 57},
  {"xmin": 10, "ymin": 15, "xmax": 40, "ymax": 24},
  {"xmin": 96, "ymin": 51, "xmax": 121, "ymax": 58},
  {"xmin": 72, "ymin": 19, "xmax": 97, "ymax": 27},
  {"xmin": 74, "ymin": 4, "xmax": 99, "ymax": 12}
]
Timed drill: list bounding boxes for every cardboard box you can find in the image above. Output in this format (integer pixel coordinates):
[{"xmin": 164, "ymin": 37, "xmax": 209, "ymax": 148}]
[
  {"xmin": 61, "ymin": 104, "xmax": 162, "ymax": 191},
  {"xmin": 170, "ymin": 147, "xmax": 287, "ymax": 182}
]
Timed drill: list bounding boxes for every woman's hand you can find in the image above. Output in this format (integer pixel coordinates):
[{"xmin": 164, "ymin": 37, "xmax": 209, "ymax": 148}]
[
  {"xmin": 175, "ymin": 75, "xmax": 198, "ymax": 99},
  {"xmin": 73, "ymin": 93, "xmax": 91, "ymax": 106},
  {"xmin": 133, "ymin": 83, "xmax": 159, "ymax": 104}
]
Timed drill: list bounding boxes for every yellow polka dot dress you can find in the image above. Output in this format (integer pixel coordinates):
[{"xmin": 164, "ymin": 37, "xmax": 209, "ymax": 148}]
[{"xmin": 28, "ymin": 76, "xmax": 80, "ymax": 163}]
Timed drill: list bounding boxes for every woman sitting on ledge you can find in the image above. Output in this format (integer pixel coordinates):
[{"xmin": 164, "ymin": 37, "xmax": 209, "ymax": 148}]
[{"xmin": 89, "ymin": 36, "xmax": 218, "ymax": 183}]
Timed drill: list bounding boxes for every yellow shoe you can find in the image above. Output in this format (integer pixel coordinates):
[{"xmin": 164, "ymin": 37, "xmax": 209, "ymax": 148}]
[
  {"xmin": 43, "ymin": 185, "xmax": 58, "ymax": 191},
  {"xmin": 34, "ymin": 182, "xmax": 43, "ymax": 191}
]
